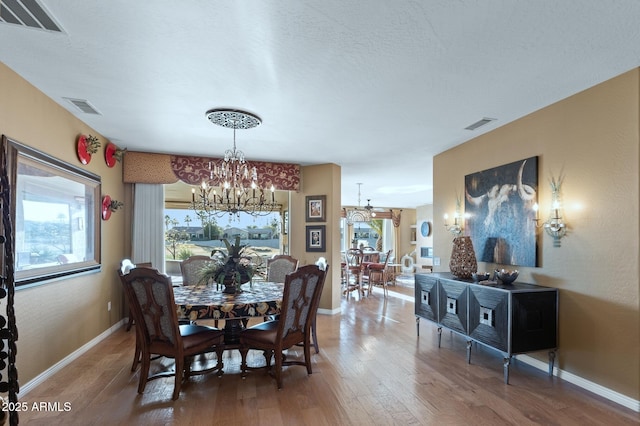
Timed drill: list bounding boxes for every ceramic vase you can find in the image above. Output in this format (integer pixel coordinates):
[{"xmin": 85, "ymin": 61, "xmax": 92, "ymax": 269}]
[{"xmin": 449, "ymin": 236, "xmax": 477, "ymax": 279}]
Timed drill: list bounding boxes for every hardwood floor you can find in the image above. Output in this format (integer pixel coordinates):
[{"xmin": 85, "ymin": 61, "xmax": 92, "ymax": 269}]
[{"xmin": 18, "ymin": 281, "xmax": 639, "ymax": 425}]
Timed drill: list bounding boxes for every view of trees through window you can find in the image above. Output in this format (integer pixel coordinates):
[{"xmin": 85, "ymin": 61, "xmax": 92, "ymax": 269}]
[{"xmin": 164, "ymin": 209, "xmax": 283, "ymax": 265}]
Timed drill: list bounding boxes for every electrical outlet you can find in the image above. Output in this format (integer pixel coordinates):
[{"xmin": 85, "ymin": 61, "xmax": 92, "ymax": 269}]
[
  {"xmin": 433, "ymin": 257, "xmax": 441, "ymax": 266},
  {"xmin": 107, "ymin": 301, "xmax": 111, "ymax": 311}
]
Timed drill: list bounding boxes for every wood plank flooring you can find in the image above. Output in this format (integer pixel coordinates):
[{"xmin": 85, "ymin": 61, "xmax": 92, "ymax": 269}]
[{"xmin": 17, "ymin": 281, "xmax": 639, "ymax": 425}]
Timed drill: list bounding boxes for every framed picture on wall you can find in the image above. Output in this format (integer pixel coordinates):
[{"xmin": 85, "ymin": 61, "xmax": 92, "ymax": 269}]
[
  {"xmin": 305, "ymin": 195, "xmax": 326, "ymax": 222},
  {"xmin": 306, "ymin": 225, "xmax": 326, "ymax": 252},
  {"xmin": 464, "ymin": 156, "xmax": 538, "ymax": 267}
]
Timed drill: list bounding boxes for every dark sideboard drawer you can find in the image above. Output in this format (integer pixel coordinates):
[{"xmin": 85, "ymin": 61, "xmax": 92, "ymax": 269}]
[
  {"xmin": 438, "ymin": 279, "xmax": 468, "ymax": 334},
  {"xmin": 468, "ymin": 285, "xmax": 509, "ymax": 352},
  {"xmin": 415, "ymin": 274, "xmax": 438, "ymax": 322}
]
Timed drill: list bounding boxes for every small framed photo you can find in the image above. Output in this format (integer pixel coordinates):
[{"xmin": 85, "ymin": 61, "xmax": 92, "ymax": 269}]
[
  {"xmin": 305, "ymin": 195, "xmax": 326, "ymax": 222},
  {"xmin": 306, "ymin": 225, "xmax": 326, "ymax": 252}
]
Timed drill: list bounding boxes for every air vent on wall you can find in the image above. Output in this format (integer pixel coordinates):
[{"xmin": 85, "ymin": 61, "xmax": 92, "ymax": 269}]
[
  {"xmin": 0, "ymin": 0, "xmax": 62, "ymax": 32},
  {"xmin": 465, "ymin": 117, "xmax": 496, "ymax": 131},
  {"xmin": 64, "ymin": 98, "xmax": 102, "ymax": 115}
]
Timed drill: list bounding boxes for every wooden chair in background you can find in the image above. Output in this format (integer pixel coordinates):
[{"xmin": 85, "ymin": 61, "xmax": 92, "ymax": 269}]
[
  {"xmin": 180, "ymin": 255, "xmax": 217, "ymax": 287},
  {"xmin": 343, "ymin": 248, "xmax": 364, "ymax": 298},
  {"xmin": 266, "ymin": 254, "xmax": 299, "ymax": 283},
  {"xmin": 363, "ymin": 249, "xmax": 392, "ymax": 297}
]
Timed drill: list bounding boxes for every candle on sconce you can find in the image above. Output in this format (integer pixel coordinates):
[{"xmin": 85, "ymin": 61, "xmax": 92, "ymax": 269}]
[
  {"xmin": 271, "ymin": 184, "xmax": 275, "ymax": 202},
  {"xmin": 191, "ymin": 188, "xmax": 195, "ymax": 202}
]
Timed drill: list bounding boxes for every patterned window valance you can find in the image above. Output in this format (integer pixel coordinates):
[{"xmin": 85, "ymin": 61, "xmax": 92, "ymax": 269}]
[{"xmin": 123, "ymin": 151, "xmax": 300, "ymax": 192}]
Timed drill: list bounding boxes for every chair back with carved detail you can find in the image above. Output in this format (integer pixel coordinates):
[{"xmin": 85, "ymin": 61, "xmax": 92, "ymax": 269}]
[
  {"xmin": 240, "ymin": 264, "xmax": 325, "ymax": 389},
  {"xmin": 121, "ymin": 266, "xmax": 224, "ymax": 400},
  {"xmin": 266, "ymin": 254, "xmax": 299, "ymax": 283},
  {"xmin": 180, "ymin": 255, "xmax": 216, "ymax": 286}
]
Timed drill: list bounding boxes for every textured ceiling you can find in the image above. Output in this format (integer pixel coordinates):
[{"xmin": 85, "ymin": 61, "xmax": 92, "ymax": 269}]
[{"xmin": 1, "ymin": 1, "xmax": 640, "ymax": 208}]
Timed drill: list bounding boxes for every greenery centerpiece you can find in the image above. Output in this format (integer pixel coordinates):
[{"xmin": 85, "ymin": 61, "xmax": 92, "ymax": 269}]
[{"xmin": 199, "ymin": 236, "xmax": 257, "ymax": 294}]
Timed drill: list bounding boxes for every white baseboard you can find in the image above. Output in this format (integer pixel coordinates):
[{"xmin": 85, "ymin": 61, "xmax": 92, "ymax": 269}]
[
  {"xmin": 20, "ymin": 319, "xmax": 126, "ymax": 396},
  {"xmin": 516, "ymin": 354, "xmax": 640, "ymax": 412},
  {"xmin": 317, "ymin": 307, "xmax": 341, "ymax": 315}
]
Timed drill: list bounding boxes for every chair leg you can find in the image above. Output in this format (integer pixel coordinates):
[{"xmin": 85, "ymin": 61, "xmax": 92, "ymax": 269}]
[
  {"xmin": 304, "ymin": 336, "xmax": 313, "ymax": 375},
  {"xmin": 215, "ymin": 346, "xmax": 225, "ymax": 376},
  {"xmin": 184, "ymin": 356, "xmax": 193, "ymax": 379},
  {"xmin": 311, "ymin": 316, "xmax": 319, "ymax": 354},
  {"xmin": 240, "ymin": 346, "xmax": 249, "ymax": 377},
  {"xmin": 126, "ymin": 308, "xmax": 135, "ymax": 332},
  {"xmin": 131, "ymin": 332, "xmax": 141, "ymax": 372},
  {"xmin": 274, "ymin": 350, "xmax": 283, "ymax": 389},
  {"xmin": 263, "ymin": 349, "xmax": 274, "ymax": 369},
  {"xmin": 173, "ymin": 357, "xmax": 184, "ymax": 400},
  {"xmin": 138, "ymin": 350, "xmax": 151, "ymax": 394}
]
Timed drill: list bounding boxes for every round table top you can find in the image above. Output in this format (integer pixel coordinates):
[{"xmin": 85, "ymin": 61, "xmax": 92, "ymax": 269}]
[{"xmin": 173, "ymin": 281, "xmax": 283, "ymax": 321}]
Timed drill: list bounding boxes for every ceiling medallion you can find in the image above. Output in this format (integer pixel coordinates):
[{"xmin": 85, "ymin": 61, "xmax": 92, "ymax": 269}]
[{"xmin": 205, "ymin": 109, "xmax": 262, "ymax": 130}]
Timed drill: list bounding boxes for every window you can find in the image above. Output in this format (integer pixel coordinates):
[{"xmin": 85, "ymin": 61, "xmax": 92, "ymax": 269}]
[{"xmin": 1, "ymin": 136, "xmax": 101, "ymax": 287}]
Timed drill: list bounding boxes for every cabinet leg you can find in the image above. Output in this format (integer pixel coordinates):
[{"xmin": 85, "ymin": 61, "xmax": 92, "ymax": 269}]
[
  {"xmin": 548, "ymin": 350, "xmax": 556, "ymax": 377},
  {"xmin": 416, "ymin": 317, "xmax": 420, "ymax": 336},
  {"xmin": 437, "ymin": 327, "xmax": 442, "ymax": 348},
  {"xmin": 503, "ymin": 356, "xmax": 511, "ymax": 384},
  {"xmin": 466, "ymin": 340, "xmax": 472, "ymax": 364}
]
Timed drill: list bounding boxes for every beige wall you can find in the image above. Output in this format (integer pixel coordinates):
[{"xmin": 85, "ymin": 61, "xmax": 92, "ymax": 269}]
[
  {"xmin": 415, "ymin": 204, "xmax": 434, "ymax": 270},
  {"xmin": 289, "ymin": 164, "xmax": 342, "ymax": 313},
  {"xmin": 433, "ymin": 69, "xmax": 640, "ymax": 400},
  {"xmin": 0, "ymin": 62, "xmax": 127, "ymax": 384}
]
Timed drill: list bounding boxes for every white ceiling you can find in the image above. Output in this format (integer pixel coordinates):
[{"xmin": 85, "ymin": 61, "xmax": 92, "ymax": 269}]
[{"xmin": 2, "ymin": 1, "xmax": 640, "ymax": 208}]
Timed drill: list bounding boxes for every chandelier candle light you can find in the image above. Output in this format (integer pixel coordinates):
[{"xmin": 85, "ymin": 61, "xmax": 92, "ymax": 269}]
[{"xmin": 191, "ymin": 109, "xmax": 279, "ymax": 221}]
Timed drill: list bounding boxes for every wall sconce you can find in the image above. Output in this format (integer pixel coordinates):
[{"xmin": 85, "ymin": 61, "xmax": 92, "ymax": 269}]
[
  {"xmin": 444, "ymin": 194, "xmax": 468, "ymax": 236},
  {"xmin": 533, "ymin": 174, "xmax": 567, "ymax": 247}
]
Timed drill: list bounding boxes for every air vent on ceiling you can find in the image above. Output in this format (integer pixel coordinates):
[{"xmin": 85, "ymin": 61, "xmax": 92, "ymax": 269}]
[
  {"xmin": 465, "ymin": 117, "xmax": 496, "ymax": 131},
  {"xmin": 64, "ymin": 98, "xmax": 102, "ymax": 115},
  {"xmin": 0, "ymin": 0, "xmax": 62, "ymax": 32}
]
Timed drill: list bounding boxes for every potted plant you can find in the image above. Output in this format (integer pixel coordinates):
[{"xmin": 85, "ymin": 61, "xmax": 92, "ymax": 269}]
[
  {"xmin": 199, "ymin": 236, "xmax": 258, "ymax": 294},
  {"xmin": 85, "ymin": 134, "xmax": 101, "ymax": 154}
]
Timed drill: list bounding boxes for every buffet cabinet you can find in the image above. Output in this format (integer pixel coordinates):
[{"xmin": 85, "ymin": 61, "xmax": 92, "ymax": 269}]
[{"xmin": 415, "ymin": 272, "xmax": 558, "ymax": 383}]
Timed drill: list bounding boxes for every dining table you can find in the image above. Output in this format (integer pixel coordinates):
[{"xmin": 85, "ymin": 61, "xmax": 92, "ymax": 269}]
[{"xmin": 173, "ymin": 281, "xmax": 284, "ymax": 344}]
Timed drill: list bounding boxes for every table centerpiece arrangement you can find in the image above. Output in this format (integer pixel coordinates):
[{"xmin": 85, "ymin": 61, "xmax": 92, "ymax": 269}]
[{"xmin": 198, "ymin": 236, "xmax": 260, "ymax": 294}]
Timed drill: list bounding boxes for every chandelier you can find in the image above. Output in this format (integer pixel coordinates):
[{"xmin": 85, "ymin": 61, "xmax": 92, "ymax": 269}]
[
  {"xmin": 346, "ymin": 183, "xmax": 376, "ymax": 224},
  {"xmin": 191, "ymin": 108, "xmax": 280, "ymax": 221}
]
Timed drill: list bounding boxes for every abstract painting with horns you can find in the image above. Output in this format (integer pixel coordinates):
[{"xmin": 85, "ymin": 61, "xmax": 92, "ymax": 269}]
[{"xmin": 464, "ymin": 156, "xmax": 539, "ymax": 267}]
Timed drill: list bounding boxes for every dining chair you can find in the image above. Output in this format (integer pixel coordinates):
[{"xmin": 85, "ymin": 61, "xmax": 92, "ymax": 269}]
[
  {"xmin": 121, "ymin": 267, "xmax": 225, "ymax": 400},
  {"xmin": 266, "ymin": 254, "xmax": 299, "ymax": 283},
  {"xmin": 180, "ymin": 255, "xmax": 218, "ymax": 287},
  {"xmin": 239, "ymin": 264, "xmax": 326, "ymax": 389},
  {"xmin": 363, "ymin": 249, "xmax": 392, "ymax": 297},
  {"xmin": 343, "ymin": 248, "xmax": 364, "ymax": 298},
  {"xmin": 310, "ymin": 261, "xmax": 329, "ymax": 354},
  {"xmin": 118, "ymin": 259, "xmax": 158, "ymax": 373},
  {"xmin": 119, "ymin": 259, "xmax": 137, "ymax": 332},
  {"xmin": 361, "ymin": 247, "xmax": 380, "ymax": 263}
]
